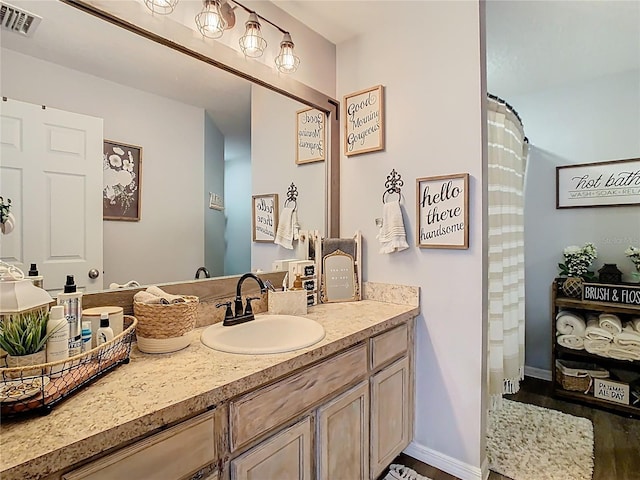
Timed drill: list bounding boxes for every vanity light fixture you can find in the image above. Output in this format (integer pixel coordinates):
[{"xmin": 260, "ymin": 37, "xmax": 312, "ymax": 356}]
[
  {"xmin": 142, "ymin": 0, "xmax": 300, "ymax": 74},
  {"xmin": 143, "ymin": 0, "xmax": 179, "ymax": 15},
  {"xmin": 275, "ymin": 32, "xmax": 300, "ymax": 74},
  {"xmin": 239, "ymin": 12, "xmax": 267, "ymax": 58},
  {"xmin": 195, "ymin": 0, "xmax": 227, "ymax": 39}
]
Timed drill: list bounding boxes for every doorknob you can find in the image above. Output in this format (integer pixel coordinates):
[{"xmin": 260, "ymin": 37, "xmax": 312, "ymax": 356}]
[{"xmin": 88, "ymin": 268, "xmax": 100, "ymax": 279}]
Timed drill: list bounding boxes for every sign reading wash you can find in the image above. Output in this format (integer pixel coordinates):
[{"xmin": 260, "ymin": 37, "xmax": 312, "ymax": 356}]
[
  {"xmin": 416, "ymin": 173, "xmax": 469, "ymax": 249},
  {"xmin": 582, "ymin": 282, "xmax": 640, "ymax": 306},
  {"xmin": 556, "ymin": 158, "xmax": 640, "ymax": 208}
]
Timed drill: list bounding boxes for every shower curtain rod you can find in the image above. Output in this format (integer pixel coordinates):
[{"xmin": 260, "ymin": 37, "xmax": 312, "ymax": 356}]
[{"xmin": 487, "ymin": 93, "xmax": 528, "ymax": 143}]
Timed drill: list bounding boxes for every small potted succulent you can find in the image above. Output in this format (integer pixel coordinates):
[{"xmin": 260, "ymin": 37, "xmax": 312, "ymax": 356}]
[{"xmin": 0, "ymin": 309, "xmax": 53, "ymax": 377}]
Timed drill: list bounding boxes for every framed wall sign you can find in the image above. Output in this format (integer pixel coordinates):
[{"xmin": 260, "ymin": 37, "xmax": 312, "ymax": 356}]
[
  {"xmin": 556, "ymin": 158, "xmax": 640, "ymax": 208},
  {"xmin": 416, "ymin": 173, "xmax": 469, "ymax": 249},
  {"xmin": 103, "ymin": 140, "xmax": 142, "ymax": 221},
  {"xmin": 252, "ymin": 194, "xmax": 278, "ymax": 242},
  {"xmin": 320, "ymin": 249, "xmax": 358, "ymax": 303},
  {"xmin": 343, "ymin": 85, "xmax": 384, "ymax": 156},
  {"xmin": 296, "ymin": 107, "xmax": 325, "ymax": 164}
]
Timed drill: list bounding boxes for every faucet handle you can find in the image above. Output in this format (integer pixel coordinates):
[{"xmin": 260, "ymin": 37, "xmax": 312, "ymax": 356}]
[
  {"xmin": 244, "ymin": 296, "xmax": 261, "ymax": 315},
  {"xmin": 216, "ymin": 301, "xmax": 234, "ymax": 320}
]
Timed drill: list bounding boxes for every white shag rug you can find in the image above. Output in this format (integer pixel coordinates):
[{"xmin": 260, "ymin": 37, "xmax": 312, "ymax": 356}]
[
  {"xmin": 384, "ymin": 464, "xmax": 432, "ymax": 480},
  {"xmin": 487, "ymin": 399, "xmax": 594, "ymax": 480}
]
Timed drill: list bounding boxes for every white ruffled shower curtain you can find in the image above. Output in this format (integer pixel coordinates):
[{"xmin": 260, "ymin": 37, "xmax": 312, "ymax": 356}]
[{"xmin": 487, "ymin": 95, "xmax": 528, "ymax": 410}]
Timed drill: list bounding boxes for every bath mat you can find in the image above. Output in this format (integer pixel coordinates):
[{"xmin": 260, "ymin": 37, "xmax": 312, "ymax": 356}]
[
  {"xmin": 383, "ymin": 464, "xmax": 432, "ymax": 480},
  {"xmin": 487, "ymin": 399, "xmax": 594, "ymax": 480}
]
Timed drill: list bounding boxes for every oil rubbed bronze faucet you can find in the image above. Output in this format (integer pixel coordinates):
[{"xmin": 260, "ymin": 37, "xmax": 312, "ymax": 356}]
[
  {"xmin": 216, "ymin": 273, "xmax": 267, "ymax": 326},
  {"xmin": 194, "ymin": 266, "xmax": 210, "ymax": 279}
]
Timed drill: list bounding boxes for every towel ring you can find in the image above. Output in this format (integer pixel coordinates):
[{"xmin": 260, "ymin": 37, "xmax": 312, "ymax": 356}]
[
  {"xmin": 284, "ymin": 182, "xmax": 298, "ymax": 209},
  {"xmin": 382, "ymin": 169, "xmax": 403, "ymax": 203}
]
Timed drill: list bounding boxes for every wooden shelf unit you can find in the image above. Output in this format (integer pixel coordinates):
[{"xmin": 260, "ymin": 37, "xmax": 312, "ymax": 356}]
[{"xmin": 551, "ymin": 279, "xmax": 640, "ymax": 417}]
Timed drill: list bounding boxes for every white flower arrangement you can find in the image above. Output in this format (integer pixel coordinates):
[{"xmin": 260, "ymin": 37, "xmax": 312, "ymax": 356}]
[
  {"xmin": 625, "ymin": 246, "xmax": 640, "ymax": 272},
  {"xmin": 558, "ymin": 242, "xmax": 598, "ymax": 280}
]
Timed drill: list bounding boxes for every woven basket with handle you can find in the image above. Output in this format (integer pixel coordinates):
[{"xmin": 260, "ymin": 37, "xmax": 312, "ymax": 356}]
[{"xmin": 133, "ymin": 296, "xmax": 199, "ymax": 339}]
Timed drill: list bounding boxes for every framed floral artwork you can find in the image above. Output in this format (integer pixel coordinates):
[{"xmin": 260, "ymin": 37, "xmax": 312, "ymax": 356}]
[{"xmin": 103, "ymin": 140, "xmax": 142, "ymax": 221}]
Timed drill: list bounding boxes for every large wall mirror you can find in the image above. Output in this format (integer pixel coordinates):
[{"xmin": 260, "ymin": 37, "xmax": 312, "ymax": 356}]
[{"xmin": 0, "ymin": 0, "xmax": 338, "ymax": 292}]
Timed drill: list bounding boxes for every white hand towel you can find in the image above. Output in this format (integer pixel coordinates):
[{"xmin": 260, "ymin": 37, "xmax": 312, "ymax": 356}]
[
  {"xmin": 584, "ymin": 338, "xmax": 611, "ymax": 356},
  {"xmin": 377, "ymin": 201, "xmax": 409, "ymax": 254},
  {"xmin": 607, "ymin": 346, "xmax": 640, "ymax": 361},
  {"xmin": 143, "ymin": 285, "xmax": 186, "ymax": 304},
  {"xmin": 274, "ymin": 206, "xmax": 297, "ymax": 250},
  {"xmin": 613, "ymin": 325, "xmax": 640, "ymax": 348},
  {"xmin": 631, "ymin": 317, "xmax": 640, "ymax": 333},
  {"xmin": 599, "ymin": 313, "xmax": 623, "ymax": 335},
  {"xmin": 555, "ymin": 311, "xmax": 586, "ymax": 336},
  {"xmin": 557, "ymin": 334, "xmax": 585, "ymax": 350},
  {"xmin": 133, "ymin": 290, "xmax": 168, "ymax": 304},
  {"xmin": 585, "ymin": 319, "xmax": 614, "ymax": 341}
]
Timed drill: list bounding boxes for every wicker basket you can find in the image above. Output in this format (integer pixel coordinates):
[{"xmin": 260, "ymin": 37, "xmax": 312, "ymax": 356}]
[
  {"xmin": 555, "ymin": 359, "xmax": 609, "ymax": 394},
  {"xmin": 133, "ymin": 296, "xmax": 198, "ymax": 339}
]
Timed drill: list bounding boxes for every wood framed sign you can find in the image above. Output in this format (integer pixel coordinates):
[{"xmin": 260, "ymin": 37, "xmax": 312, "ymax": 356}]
[
  {"xmin": 103, "ymin": 140, "xmax": 142, "ymax": 221},
  {"xmin": 416, "ymin": 173, "xmax": 469, "ymax": 249},
  {"xmin": 556, "ymin": 158, "xmax": 640, "ymax": 208},
  {"xmin": 296, "ymin": 107, "xmax": 325, "ymax": 164},
  {"xmin": 582, "ymin": 282, "xmax": 640, "ymax": 306},
  {"xmin": 252, "ymin": 194, "xmax": 278, "ymax": 242},
  {"xmin": 343, "ymin": 85, "xmax": 384, "ymax": 156}
]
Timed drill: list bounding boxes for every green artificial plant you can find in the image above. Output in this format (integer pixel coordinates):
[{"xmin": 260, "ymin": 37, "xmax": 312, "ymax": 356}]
[{"xmin": 0, "ymin": 309, "xmax": 53, "ymax": 356}]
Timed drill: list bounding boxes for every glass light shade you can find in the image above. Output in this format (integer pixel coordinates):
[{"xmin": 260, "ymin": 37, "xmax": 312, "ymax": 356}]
[
  {"xmin": 143, "ymin": 0, "xmax": 179, "ymax": 15},
  {"xmin": 0, "ymin": 279, "xmax": 53, "ymax": 314},
  {"xmin": 195, "ymin": 0, "xmax": 227, "ymax": 39},
  {"xmin": 275, "ymin": 33, "xmax": 300, "ymax": 73},
  {"xmin": 239, "ymin": 13, "xmax": 267, "ymax": 58}
]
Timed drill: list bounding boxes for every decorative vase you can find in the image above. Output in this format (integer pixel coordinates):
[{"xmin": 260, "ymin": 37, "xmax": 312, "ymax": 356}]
[
  {"xmin": 562, "ymin": 276, "xmax": 584, "ymax": 298},
  {"xmin": 598, "ymin": 264, "xmax": 623, "ymax": 284},
  {"xmin": 0, "ymin": 212, "xmax": 15, "ymax": 235},
  {"xmin": 6, "ymin": 349, "xmax": 47, "ymax": 378},
  {"xmin": 631, "ymin": 271, "xmax": 640, "ymax": 284}
]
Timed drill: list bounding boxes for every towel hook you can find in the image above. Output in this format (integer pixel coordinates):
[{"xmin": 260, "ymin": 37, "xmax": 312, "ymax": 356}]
[
  {"xmin": 284, "ymin": 182, "xmax": 298, "ymax": 208},
  {"xmin": 382, "ymin": 169, "xmax": 403, "ymax": 203}
]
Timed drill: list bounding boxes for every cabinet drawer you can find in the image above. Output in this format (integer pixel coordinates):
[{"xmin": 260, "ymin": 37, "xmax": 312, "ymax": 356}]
[
  {"xmin": 370, "ymin": 324, "xmax": 408, "ymax": 371},
  {"xmin": 63, "ymin": 411, "xmax": 216, "ymax": 480},
  {"xmin": 230, "ymin": 343, "xmax": 367, "ymax": 450}
]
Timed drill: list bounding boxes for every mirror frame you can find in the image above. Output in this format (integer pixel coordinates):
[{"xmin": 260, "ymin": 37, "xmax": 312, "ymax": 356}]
[{"xmin": 62, "ymin": 0, "xmax": 340, "ymax": 237}]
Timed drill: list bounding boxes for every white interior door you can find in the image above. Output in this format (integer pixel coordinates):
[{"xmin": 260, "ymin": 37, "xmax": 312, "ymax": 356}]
[{"xmin": 0, "ymin": 98, "xmax": 103, "ymax": 292}]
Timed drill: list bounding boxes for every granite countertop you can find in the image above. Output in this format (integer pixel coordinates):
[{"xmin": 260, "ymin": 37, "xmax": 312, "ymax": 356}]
[{"xmin": 1, "ymin": 295, "xmax": 419, "ymax": 480}]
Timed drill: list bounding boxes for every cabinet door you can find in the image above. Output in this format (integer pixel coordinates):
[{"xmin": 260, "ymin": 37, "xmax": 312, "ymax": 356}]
[
  {"xmin": 317, "ymin": 381, "xmax": 369, "ymax": 480},
  {"xmin": 370, "ymin": 356, "xmax": 411, "ymax": 479},
  {"xmin": 230, "ymin": 417, "xmax": 312, "ymax": 480}
]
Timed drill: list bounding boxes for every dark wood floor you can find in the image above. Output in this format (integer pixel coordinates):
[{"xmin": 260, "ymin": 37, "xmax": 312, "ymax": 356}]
[{"xmin": 389, "ymin": 376, "xmax": 640, "ymax": 480}]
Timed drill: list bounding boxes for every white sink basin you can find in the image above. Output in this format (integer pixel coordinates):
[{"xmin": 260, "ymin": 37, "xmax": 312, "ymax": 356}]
[{"xmin": 201, "ymin": 314, "xmax": 325, "ymax": 354}]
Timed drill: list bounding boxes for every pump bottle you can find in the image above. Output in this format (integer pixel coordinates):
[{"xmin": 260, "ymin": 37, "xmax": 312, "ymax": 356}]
[
  {"xmin": 57, "ymin": 275, "xmax": 83, "ymax": 357},
  {"xmin": 96, "ymin": 313, "xmax": 114, "ymax": 346}
]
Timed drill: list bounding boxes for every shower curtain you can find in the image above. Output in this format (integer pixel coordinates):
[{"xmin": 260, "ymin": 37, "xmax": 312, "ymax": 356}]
[{"xmin": 487, "ymin": 95, "xmax": 528, "ymax": 410}]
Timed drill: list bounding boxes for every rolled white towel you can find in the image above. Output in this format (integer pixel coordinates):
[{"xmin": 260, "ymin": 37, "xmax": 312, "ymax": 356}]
[
  {"xmin": 555, "ymin": 311, "xmax": 586, "ymax": 336},
  {"xmin": 599, "ymin": 313, "xmax": 623, "ymax": 335},
  {"xmin": 145, "ymin": 285, "xmax": 186, "ymax": 303},
  {"xmin": 585, "ymin": 319, "xmax": 614, "ymax": 341},
  {"xmin": 557, "ymin": 334, "xmax": 585, "ymax": 350},
  {"xmin": 584, "ymin": 338, "xmax": 611, "ymax": 356},
  {"xmin": 631, "ymin": 317, "xmax": 640, "ymax": 333},
  {"xmin": 613, "ymin": 326, "xmax": 640, "ymax": 348},
  {"xmin": 133, "ymin": 290, "xmax": 168, "ymax": 304},
  {"xmin": 607, "ymin": 346, "xmax": 640, "ymax": 362}
]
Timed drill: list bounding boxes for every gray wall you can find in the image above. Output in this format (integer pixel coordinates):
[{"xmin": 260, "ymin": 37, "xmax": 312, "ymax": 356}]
[
  {"xmin": 224, "ymin": 154, "xmax": 252, "ymax": 275},
  {"xmin": 204, "ymin": 112, "xmax": 226, "ymax": 277},
  {"xmin": 511, "ymin": 70, "xmax": 640, "ymax": 372}
]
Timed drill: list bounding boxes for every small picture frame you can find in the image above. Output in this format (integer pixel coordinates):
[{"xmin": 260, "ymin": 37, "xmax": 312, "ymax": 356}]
[
  {"xmin": 252, "ymin": 194, "xmax": 279, "ymax": 242},
  {"xmin": 296, "ymin": 107, "xmax": 325, "ymax": 164},
  {"xmin": 321, "ymin": 249, "xmax": 358, "ymax": 303},
  {"xmin": 416, "ymin": 173, "xmax": 469, "ymax": 249},
  {"xmin": 103, "ymin": 140, "xmax": 142, "ymax": 221},
  {"xmin": 343, "ymin": 85, "xmax": 385, "ymax": 156}
]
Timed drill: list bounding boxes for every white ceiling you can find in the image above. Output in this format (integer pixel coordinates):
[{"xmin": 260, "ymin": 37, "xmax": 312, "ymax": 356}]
[{"xmin": 274, "ymin": 0, "xmax": 640, "ymax": 97}]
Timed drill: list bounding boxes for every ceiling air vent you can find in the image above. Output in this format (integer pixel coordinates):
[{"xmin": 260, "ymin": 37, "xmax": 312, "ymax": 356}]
[{"xmin": 0, "ymin": 2, "xmax": 42, "ymax": 37}]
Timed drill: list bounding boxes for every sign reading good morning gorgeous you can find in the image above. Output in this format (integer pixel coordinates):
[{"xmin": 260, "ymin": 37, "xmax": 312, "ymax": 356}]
[
  {"xmin": 296, "ymin": 107, "xmax": 325, "ymax": 164},
  {"xmin": 416, "ymin": 173, "xmax": 469, "ymax": 249},
  {"xmin": 343, "ymin": 85, "xmax": 384, "ymax": 156}
]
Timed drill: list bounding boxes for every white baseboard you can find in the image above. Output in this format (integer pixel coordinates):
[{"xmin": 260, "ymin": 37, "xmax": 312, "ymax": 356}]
[
  {"xmin": 524, "ymin": 366, "xmax": 552, "ymax": 381},
  {"xmin": 403, "ymin": 441, "xmax": 484, "ymax": 480}
]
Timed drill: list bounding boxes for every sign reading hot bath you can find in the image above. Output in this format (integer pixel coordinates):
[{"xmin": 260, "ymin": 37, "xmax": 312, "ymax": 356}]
[
  {"xmin": 556, "ymin": 158, "xmax": 640, "ymax": 208},
  {"xmin": 582, "ymin": 282, "xmax": 640, "ymax": 306},
  {"xmin": 416, "ymin": 173, "xmax": 469, "ymax": 249}
]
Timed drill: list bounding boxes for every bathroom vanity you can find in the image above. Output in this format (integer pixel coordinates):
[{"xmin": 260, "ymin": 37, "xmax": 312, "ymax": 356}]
[{"xmin": 0, "ymin": 284, "xmax": 419, "ymax": 480}]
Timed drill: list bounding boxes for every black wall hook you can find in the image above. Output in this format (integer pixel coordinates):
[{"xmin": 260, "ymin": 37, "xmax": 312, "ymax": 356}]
[
  {"xmin": 382, "ymin": 169, "xmax": 403, "ymax": 203},
  {"xmin": 285, "ymin": 182, "xmax": 298, "ymax": 208}
]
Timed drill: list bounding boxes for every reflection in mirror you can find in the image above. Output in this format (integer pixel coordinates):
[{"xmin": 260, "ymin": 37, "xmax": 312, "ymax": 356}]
[{"xmin": 0, "ymin": 0, "xmax": 326, "ymax": 292}]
